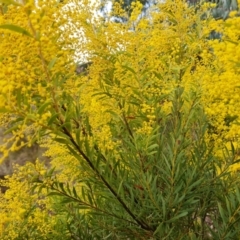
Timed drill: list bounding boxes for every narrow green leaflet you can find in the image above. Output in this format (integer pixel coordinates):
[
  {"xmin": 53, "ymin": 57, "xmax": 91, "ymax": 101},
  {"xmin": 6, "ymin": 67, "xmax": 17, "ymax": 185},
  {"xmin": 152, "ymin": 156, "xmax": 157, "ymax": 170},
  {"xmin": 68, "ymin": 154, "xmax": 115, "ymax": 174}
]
[
  {"xmin": 4, "ymin": 122, "xmax": 22, "ymax": 134},
  {"xmin": 0, "ymin": 0, "xmax": 22, "ymax": 6},
  {"xmin": 147, "ymin": 144, "xmax": 159, "ymax": 151},
  {"xmin": 166, "ymin": 211, "xmax": 188, "ymax": 223},
  {"xmin": 37, "ymin": 101, "xmax": 51, "ymax": 115},
  {"xmin": 153, "ymin": 71, "xmax": 163, "ymax": 80},
  {"xmin": 67, "ymin": 145, "xmax": 81, "ymax": 161},
  {"xmin": 0, "ymin": 24, "xmax": 32, "ymax": 37},
  {"xmin": 122, "ymin": 65, "xmax": 136, "ymax": 75},
  {"xmin": 117, "ymin": 180, "xmax": 124, "ymax": 195},
  {"xmin": 58, "ymin": 182, "xmax": 66, "ymax": 194},
  {"xmin": 47, "ymin": 192, "xmax": 64, "ymax": 197},
  {"xmin": 48, "ymin": 58, "xmax": 58, "ymax": 70},
  {"xmin": 48, "ymin": 113, "xmax": 59, "ymax": 125},
  {"xmin": 73, "ymin": 186, "xmax": 78, "ymax": 198},
  {"xmin": 54, "ymin": 137, "xmax": 71, "ymax": 145},
  {"xmin": 75, "ymin": 128, "xmax": 81, "ymax": 146},
  {"xmin": 60, "ymin": 198, "xmax": 76, "ymax": 204}
]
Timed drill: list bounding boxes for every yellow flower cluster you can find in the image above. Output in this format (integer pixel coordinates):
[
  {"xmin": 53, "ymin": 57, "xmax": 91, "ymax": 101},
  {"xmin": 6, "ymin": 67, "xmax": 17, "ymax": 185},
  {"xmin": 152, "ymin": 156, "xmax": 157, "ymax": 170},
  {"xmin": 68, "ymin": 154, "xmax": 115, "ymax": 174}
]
[
  {"xmin": 206, "ymin": 16, "xmax": 240, "ymax": 149},
  {"xmin": 0, "ymin": 162, "xmax": 58, "ymax": 239},
  {"xmin": 0, "ymin": 0, "xmax": 240, "ymax": 237},
  {"xmin": 42, "ymin": 139, "xmax": 85, "ymax": 182}
]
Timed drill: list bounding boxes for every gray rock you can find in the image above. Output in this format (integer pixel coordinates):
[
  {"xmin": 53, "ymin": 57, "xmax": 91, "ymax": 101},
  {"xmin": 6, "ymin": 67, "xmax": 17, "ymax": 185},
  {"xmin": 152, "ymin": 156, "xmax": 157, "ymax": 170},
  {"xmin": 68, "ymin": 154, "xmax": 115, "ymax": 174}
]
[
  {"xmin": 76, "ymin": 62, "xmax": 92, "ymax": 76},
  {"xmin": 0, "ymin": 127, "xmax": 50, "ymax": 192}
]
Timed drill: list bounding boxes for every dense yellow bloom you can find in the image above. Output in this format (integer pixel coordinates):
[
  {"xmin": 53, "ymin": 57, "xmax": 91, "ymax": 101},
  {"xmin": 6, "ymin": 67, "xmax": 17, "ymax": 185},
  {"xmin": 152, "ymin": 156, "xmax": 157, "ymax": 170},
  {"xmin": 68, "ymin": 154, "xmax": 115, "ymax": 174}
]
[
  {"xmin": 0, "ymin": 0, "xmax": 240, "ymax": 237},
  {"xmin": 0, "ymin": 162, "xmax": 60, "ymax": 239},
  {"xmin": 206, "ymin": 15, "xmax": 240, "ymax": 156}
]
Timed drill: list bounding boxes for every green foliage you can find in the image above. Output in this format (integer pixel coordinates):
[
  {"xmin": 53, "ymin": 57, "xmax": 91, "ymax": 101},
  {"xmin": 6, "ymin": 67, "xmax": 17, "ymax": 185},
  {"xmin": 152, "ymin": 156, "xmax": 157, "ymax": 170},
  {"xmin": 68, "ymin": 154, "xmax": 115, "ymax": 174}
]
[
  {"xmin": 29, "ymin": 76, "xmax": 240, "ymax": 239},
  {"xmin": 1, "ymin": 0, "xmax": 240, "ymax": 239},
  {"xmin": 0, "ymin": 24, "xmax": 33, "ymax": 37}
]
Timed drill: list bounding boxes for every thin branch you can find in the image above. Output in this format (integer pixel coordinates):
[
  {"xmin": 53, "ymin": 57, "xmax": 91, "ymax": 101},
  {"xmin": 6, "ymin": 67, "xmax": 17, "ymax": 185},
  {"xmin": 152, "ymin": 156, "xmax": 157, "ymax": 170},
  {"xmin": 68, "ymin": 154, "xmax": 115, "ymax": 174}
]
[
  {"xmin": 60, "ymin": 125, "xmax": 153, "ymax": 231},
  {"xmin": 51, "ymin": 186, "xmax": 140, "ymax": 227},
  {"xmin": 118, "ymin": 102, "xmax": 134, "ymax": 139}
]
